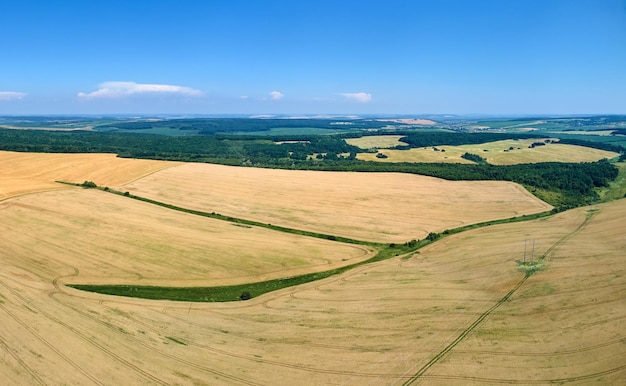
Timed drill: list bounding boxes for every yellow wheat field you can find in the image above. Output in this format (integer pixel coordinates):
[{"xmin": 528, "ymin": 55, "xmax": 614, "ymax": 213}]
[
  {"xmin": 0, "ymin": 151, "xmax": 179, "ymax": 200},
  {"xmin": 1, "ymin": 151, "xmax": 621, "ymax": 385},
  {"xmin": 0, "ymin": 189, "xmax": 374, "ymax": 287},
  {"xmin": 121, "ymin": 162, "xmax": 553, "ymax": 243},
  {"xmin": 0, "ymin": 190, "xmax": 623, "ymax": 384}
]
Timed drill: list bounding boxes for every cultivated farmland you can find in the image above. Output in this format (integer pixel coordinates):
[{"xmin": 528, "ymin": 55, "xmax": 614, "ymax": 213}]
[
  {"xmin": 345, "ymin": 134, "xmax": 409, "ymax": 149},
  {"xmin": 0, "ymin": 150, "xmax": 623, "ymax": 385},
  {"xmin": 0, "ymin": 176, "xmax": 623, "ymax": 384},
  {"xmin": 355, "ymin": 138, "xmax": 619, "ymax": 165},
  {"xmin": 0, "ymin": 151, "xmax": 178, "ymax": 200},
  {"xmin": 120, "ymin": 162, "xmax": 552, "ymax": 243},
  {"xmin": 0, "ymin": 189, "xmax": 375, "ymax": 287}
]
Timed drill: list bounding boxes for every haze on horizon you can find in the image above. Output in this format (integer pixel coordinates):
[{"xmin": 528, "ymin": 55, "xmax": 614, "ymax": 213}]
[{"xmin": 1, "ymin": 0, "xmax": 625, "ymax": 116}]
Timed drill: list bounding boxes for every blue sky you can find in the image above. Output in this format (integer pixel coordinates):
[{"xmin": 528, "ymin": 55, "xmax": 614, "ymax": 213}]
[{"xmin": 1, "ymin": 0, "xmax": 624, "ymax": 115}]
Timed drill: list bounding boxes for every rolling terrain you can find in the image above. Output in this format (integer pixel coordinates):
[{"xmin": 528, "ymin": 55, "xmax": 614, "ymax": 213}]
[
  {"xmin": 120, "ymin": 162, "xmax": 552, "ymax": 243},
  {"xmin": 0, "ymin": 151, "xmax": 178, "ymax": 200},
  {"xmin": 0, "ymin": 150, "xmax": 623, "ymax": 385},
  {"xmin": 354, "ymin": 138, "xmax": 619, "ymax": 165}
]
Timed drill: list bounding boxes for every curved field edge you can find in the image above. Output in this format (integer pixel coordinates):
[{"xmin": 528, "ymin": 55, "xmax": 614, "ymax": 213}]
[
  {"xmin": 120, "ymin": 162, "xmax": 552, "ymax": 243},
  {"xmin": 64, "ymin": 183, "xmax": 554, "ymax": 302},
  {"xmin": 5, "ymin": 196, "xmax": 623, "ymax": 385}
]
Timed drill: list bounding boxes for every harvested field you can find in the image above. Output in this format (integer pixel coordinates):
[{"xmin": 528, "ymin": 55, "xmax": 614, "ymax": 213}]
[
  {"xmin": 357, "ymin": 139, "xmax": 619, "ymax": 165},
  {"xmin": 0, "ymin": 151, "xmax": 179, "ymax": 200},
  {"xmin": 0, "ymin": 190, "xmax": 623, "ymax": 384},
  {"xmin": 121, "ymin": 163, "xmax": 552, "ymax": 243}
]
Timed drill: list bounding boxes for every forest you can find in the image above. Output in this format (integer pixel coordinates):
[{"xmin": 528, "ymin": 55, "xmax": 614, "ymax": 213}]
[
  {"xmin": 397, "ymin": 132, "xmax": 540, "ymax": 148},
  {"xmin": 96, "ymin": 118, "xmax": 397, "ymax": 134}
]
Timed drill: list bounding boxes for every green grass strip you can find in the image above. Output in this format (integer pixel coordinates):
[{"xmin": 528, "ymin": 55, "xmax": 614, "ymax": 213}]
[
  {"xmin": 68, "ymin": 242, "xmax": 419, "ymax": 302},
  {"xmin": 115, "ymin": 187, "xmax": 377, "ymax": 247},
  {"xmin": 58, "ymin": 180, "xmax": 553, "ymax": 302}
]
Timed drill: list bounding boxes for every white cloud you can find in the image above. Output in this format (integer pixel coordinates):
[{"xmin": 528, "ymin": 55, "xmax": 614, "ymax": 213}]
[
  {"xmin": 240, "ymin": 95, "xmax": 249, "ymax": 100},
  {"xmin": 78, "ymin": 81, "xmax": 203, "ymax": 99},
  {"xmin": 269, "ymin": 91, "xmax": 284, "ymax": 100},
  {"xmin": 340, "ymin": 92, "xmax": 372, "ymax": 103},
  {"xmin": 0, "ymin": 91, "xmax": 27, "ymax": 101}
]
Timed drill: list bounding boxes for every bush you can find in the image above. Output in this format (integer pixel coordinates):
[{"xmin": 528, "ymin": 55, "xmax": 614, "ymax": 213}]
[
  {"xmin": 461, "ymin": 152, "xmax": 486, "ymax": 164},
  {"xmin": 404, "ymin": 240, "xmax": 417, "ymax": 247},
  {"xmin": 426, "ymin": 232, "xmax": 440, "ymax": 241},
  {"xmin": 240, "ymin": 291, "xmax": 252, "ymax": 300},
  {"xmin": 81, "ymin": 180, "xmax": 97, "ymax": 188}
]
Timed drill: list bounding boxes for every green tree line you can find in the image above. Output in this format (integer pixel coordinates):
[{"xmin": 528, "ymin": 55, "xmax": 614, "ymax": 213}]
[
  {"xmin": 97, "ymin": 118, "xmax": 397, "ymax": 134},
  {"xmin": 0, "ymin": 128, "xmax": 618, "ymax": 209}
]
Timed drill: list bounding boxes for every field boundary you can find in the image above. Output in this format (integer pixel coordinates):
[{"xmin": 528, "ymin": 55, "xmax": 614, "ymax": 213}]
[{"xmin": 58, "ymin": 180, "xmax": 554, "ymax": 302}]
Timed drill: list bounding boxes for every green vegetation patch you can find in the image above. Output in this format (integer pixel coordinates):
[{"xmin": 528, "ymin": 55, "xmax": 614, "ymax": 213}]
[
  {"xmin": 516, "ymin": 260, "xmax": 546, "ymax": 276},
  {"xmin": 165, "ymin": 336, "xmax": 187, "ymax": 345},
  {"xmin": 67, "ymin": 241, "xmax": 421, "ymax": 302},
  {"xmin": 460, "ymin": 152, "xmax": 486, "ymax": 164},
  {"xmin": 65, "ymin": 187, "xmax": 555, "ymax": 303},
  {"xmin": 596, "ymin": 162, "xmax": 626, "ymax": 201},
  {"xmin": 71, "ymin": 272, "xmax": 343, "ymax": 302}
]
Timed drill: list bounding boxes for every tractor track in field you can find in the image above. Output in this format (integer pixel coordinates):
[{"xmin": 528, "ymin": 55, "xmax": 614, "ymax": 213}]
[
  {"xmin": 412, "ymin": 364, "xmax": 626, "ymax": 384},
  {"xmin": 543, "ymin": 208, "xmax": 599, "ymax": 261},
  {"xmin": 453, "ymin": 336, "xmax": 626, "ymax": 357},
  {"xmin": 50, "ymin": 254, "xmax": 475, "ymax": 383},
  {"xmin": 4, "ymin": 180, "xmax": 617, "ymax": 384},
  {"xmin": 0, "ymin": 295, "xmax": 105, "ymax": 385},
  {"xmin": 50, "ymin": 274, "xmax": 265, "ymax": 386},
  {"xmin": 400, "ymin": 274, "xmax": 530, "ymax": 385},
  {"xmin": 49, "ymin": 292, "xmax": 415, "ymax": 383},
  {"xmin": 0, "ymin": 276, "xmax": 169, "ymax": 386},
  {"xmin": 401, "ymin": 208, "xmax": 603, "ymax": 385},
  {"xmin": 54, "ymin": 270, "xmax": 417, "ymax": 383},
  {"xmin": 0, "ymin": 335, "xmax": 47, "ymax": 386}
]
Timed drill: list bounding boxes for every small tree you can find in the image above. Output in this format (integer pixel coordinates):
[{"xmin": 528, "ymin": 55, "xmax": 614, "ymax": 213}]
[
  {"xmin": 81, "ymin": 180, "xmax": 97, "ymax": 188},
  {"xmin": 426, "ymin": 232, "xmax": 440, "ymax": 241},
  {"xmin": 405, "ymin": 239, "xmax": 417, "ymax": 248},
  {"xmin": 240, "ymin": 291, "xmax": 252, "ymax": 300}
]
